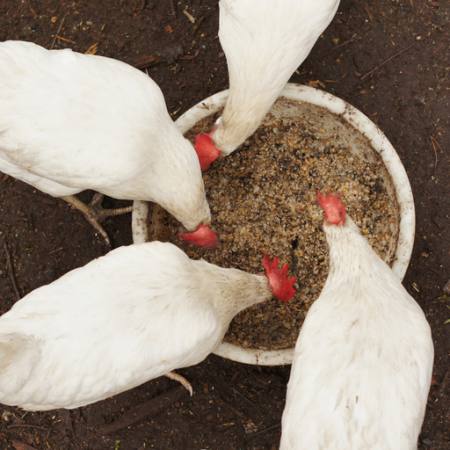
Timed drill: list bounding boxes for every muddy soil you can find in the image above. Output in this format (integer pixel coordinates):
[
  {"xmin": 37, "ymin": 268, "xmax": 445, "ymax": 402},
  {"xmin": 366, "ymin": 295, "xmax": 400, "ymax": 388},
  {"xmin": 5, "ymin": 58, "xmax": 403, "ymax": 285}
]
[{"xmin": 0, "ymin": 1, "xmax": 448, "ymax": 449}]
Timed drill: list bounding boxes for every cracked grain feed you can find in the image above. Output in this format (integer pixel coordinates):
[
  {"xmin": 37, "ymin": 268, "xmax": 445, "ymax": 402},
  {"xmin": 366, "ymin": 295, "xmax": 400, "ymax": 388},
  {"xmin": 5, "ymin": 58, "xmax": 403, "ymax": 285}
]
[{"xmin": 146, "ymin": 98, "xmax": 400, "ymax": 350}]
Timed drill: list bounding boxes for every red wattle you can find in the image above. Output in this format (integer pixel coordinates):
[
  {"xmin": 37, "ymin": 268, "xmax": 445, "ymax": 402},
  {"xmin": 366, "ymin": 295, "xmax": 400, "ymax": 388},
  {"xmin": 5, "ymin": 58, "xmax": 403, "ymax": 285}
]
[
  {"xmin": 179, "ymin": 224, "xmax": 218, "ymax": 249},
  {"xmin": 194, "ymin": 133, "xmax": 221, "ymax": 171}
]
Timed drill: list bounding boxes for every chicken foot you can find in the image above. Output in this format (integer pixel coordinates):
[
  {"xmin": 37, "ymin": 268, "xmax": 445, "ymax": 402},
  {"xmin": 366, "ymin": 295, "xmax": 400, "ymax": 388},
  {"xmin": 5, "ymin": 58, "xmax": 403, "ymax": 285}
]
[
  {"xmin": 165, "ymin": 371, "xmax": 193, "ymax": 396},
  {"xmin": 62, "ymin": 193, "xmax": 133, "ymax": 246}
]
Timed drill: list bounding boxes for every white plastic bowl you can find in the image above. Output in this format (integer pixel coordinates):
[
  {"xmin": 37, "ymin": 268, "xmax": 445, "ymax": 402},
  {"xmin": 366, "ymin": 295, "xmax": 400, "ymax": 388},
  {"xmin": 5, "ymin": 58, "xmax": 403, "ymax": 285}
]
[{"xmin": 132, "ymin": 83, "xmax": 415, "ymax": 366}]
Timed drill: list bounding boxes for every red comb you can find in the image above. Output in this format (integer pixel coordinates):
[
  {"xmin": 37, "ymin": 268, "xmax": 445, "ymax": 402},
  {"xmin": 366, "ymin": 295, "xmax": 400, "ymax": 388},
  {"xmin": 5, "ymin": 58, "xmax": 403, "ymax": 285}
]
[
  {"xmin": 317, "ymin": 192, "xmax": 346, "ymax": 225},
  {"xmin": 179, "ymin": 224, "xmax": 218, "ymax": 249},
  {"xmin": 262, "ymin": 255, "xmax": 297, "ymax": 302},
  {"xmin": 194, "ymin": 133, "xmax": 221, "ymax": 171}
]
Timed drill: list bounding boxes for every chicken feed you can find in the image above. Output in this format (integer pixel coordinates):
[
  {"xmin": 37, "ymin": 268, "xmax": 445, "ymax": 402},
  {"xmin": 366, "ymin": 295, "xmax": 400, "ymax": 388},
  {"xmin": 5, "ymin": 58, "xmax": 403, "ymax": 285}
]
[{"xmin": 147, "ymin": 98, "xmax": 400, "ymax": 350}]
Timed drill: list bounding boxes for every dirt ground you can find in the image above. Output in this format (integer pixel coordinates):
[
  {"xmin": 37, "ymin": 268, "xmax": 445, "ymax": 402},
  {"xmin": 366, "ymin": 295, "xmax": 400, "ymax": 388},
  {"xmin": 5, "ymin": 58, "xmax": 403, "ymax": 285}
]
[{"xmin": 0, "ymin": 1, "xmax": 448, "ymax": 449}]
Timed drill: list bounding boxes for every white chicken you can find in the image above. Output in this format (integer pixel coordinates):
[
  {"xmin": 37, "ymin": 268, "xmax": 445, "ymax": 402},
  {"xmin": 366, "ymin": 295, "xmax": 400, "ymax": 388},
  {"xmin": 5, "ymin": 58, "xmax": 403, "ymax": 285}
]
[
  {"xmin": 194, "ymin": 0, "xmax": 340, "ymax": 170},
  {"xmin": 0, "ymin": 242, "xmax": 296, "ymax": 411},
  {"xmin": 280, "ymin": 193, "xmax": 434, "ymax": 450},
  {"xmin": 0, "ymin": 40, "xmax": 216, "ymax": 247}
]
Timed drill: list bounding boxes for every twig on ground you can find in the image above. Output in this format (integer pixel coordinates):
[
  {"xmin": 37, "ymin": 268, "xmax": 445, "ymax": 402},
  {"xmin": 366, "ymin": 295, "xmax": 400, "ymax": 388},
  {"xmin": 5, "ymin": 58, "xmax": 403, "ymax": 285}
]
[
  {"xmin": 192, "ymin": 15, "xmax": 206, "ymax": 34},
  {"xmin": 50, "ymin": 14, "xmax": 67, "ymax": 49},
  {"xmin": 182, "ymin": 8, "xmax": 196, "ymax": 24},
  {"xmin": 97, "ymin": 386, "xmax": 187, "ymax": 435},
  {"xmin": 3, "ymin": 241, "xmax": 21, "ymax": 300},
  {"xmin": 179, "ymin": 49, "xmax": 200, "ymax": 61},
  {"xmin": 246, "ymin": 423, "xmax": 281, "ymax": 440},
  {"xmin": 84, "ymin": 43, "xmax": 98, "ymax": 55},
  {"xmin": 231, "ymin": 387, "xmax": 257, "ymax": 408},
  {"xmin": 430, "ymin": 136, "xmax": 441, "ymax": 172},
  {"xmin": 55, "ymin": 35, "xmax": 76, "ymax": 45},
  {"xmin": 12, "ymin": 440, "xmax": 38, "ymax": 450},
  {"xmin": 27, "ymin": 0, "xmax": 38, "ymax": 18},
  {"xmin": 360, "ymin": 43, "xmax": 415, "ymax": 81},
  {"xmin": 333, "ymin": 34, "xmax": 360, "ymax": 51},
  {"xmin": 212, "ymin": 377, "xmax": 265, "ymax": 423},
  {"xmin": 438, "ymin": 369, "xmax": 449, "ymax": 397},
  {"xmin": 133, "ymin": 54, "xmax": 161, "ymax": 70},
  {"xmin": 8, "ymin": 424, "xmax": 49, "ymax": 432}
]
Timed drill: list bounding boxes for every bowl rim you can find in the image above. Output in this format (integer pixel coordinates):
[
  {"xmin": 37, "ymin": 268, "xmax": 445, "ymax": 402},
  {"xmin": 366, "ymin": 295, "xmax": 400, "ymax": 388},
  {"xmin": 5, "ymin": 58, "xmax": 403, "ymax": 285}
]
[{"xmin": 131, "ymin": 83, "xmax": 415, "ymax": 366}]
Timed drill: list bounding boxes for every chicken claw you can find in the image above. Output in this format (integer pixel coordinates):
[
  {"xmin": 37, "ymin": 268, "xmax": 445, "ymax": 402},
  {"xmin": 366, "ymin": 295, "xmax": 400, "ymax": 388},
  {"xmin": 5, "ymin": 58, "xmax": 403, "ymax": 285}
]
[
  {"xmin": 165, "ymin": 371, "xmax": 193, "ymax": 396},
  {"xmin": 62, "ymin": 194, "xmax": 133, "ymax": 246}
]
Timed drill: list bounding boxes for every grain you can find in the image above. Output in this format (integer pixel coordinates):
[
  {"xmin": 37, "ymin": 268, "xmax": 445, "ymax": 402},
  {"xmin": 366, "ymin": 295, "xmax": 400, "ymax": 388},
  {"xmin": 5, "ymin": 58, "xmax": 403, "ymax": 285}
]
[{"xmin": 147, "ymin": 98, "xmax": 400, "ymax": 350}]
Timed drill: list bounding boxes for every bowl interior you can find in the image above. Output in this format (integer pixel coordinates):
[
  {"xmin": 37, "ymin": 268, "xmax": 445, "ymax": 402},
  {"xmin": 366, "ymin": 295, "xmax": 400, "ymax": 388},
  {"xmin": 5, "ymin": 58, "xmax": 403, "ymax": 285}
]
[{"xmin": 132, "ymin": 84, "xmax": 415, "ymax": 366}]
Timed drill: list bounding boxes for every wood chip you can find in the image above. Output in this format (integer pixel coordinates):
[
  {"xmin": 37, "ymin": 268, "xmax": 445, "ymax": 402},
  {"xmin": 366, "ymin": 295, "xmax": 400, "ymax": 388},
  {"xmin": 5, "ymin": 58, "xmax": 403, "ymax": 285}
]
[
  {"xmin": 182, "ymin": 8, "xmax": 196, "ymax": 24},
  {"xmin": 85, "ymin": 43, "xmax": 98, "ymax": 55}
]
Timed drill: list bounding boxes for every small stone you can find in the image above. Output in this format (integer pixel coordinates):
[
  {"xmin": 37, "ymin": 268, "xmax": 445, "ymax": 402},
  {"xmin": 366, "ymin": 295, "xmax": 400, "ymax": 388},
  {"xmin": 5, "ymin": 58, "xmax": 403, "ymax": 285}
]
[{"xmin": 243, "ymin": 418, "xmax": 258, "ymax": 434}]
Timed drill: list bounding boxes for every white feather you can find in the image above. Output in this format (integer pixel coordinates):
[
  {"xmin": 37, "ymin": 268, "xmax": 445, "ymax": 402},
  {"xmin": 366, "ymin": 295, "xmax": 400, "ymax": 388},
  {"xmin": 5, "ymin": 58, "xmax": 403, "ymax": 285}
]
[
  {"xmin": 0, "ymin": 40, "xmax": 209, "ymax": 230},
  {"xmin": 0, "ymin": 242, "xmax": 271, "ymax": 410},
  {"xmin": 280, "ymin": 218, "xmax": 434, "ymax": 450},
  {"xmin": 214, "ymin": 0, "xmax": 340, "ymax": 154}
]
